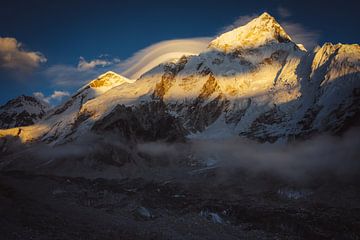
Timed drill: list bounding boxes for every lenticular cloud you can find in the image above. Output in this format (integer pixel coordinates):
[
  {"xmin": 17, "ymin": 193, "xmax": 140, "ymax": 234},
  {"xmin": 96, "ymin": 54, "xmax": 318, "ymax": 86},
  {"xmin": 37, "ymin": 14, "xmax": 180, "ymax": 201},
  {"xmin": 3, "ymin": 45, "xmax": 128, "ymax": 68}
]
[{"xmin": 119, "ymin": 38, "xmax": 211, "ymax": 79}]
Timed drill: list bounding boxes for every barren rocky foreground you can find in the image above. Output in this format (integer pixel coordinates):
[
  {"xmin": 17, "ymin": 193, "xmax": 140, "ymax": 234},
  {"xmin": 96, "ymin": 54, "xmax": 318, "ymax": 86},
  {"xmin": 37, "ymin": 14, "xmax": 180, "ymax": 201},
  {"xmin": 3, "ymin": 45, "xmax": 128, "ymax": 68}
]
[{"xmin": 1, "ymin": 168, "xmax": 360, "ymax": 240}]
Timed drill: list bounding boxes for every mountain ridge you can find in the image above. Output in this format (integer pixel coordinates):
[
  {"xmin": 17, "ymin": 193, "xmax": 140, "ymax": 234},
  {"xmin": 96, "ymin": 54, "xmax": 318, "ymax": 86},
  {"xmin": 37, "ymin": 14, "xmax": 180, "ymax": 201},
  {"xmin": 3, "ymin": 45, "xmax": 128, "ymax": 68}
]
[
  {"xmin": 0, "ymin": 95, "xmax": 50, "ymax": 129},
  {"xmin": 1, "ymin": 12, "xmax": 359, "ymax": 146}
]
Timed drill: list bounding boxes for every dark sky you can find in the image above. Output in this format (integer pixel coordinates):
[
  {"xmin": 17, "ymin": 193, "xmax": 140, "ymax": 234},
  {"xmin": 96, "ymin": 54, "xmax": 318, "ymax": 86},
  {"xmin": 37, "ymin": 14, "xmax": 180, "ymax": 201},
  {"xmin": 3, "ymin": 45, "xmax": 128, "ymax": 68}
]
[{"xmin": 1, "ymin": 0, "xmax": 359, "ymax": 105}]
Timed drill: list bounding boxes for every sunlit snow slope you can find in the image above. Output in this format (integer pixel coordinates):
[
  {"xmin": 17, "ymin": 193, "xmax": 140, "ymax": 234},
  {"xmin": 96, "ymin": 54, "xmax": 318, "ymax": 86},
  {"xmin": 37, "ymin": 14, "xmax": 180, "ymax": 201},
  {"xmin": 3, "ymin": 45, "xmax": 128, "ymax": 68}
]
[{"xmin": 1, "ymin": 12, "xmax": 360, "ymax": 144}]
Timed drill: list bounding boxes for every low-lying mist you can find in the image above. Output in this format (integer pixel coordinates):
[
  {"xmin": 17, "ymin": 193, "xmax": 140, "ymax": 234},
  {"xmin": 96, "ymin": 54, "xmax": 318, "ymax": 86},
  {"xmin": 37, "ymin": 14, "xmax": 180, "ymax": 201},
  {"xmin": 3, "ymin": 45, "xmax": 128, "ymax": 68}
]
[
  {"xmin": 1, "ymin": 128, "xmax": 360, "ymax": 182},
  {"xmin": 138, "ymin": 128, "xmax": 360, "ymax": 181}
]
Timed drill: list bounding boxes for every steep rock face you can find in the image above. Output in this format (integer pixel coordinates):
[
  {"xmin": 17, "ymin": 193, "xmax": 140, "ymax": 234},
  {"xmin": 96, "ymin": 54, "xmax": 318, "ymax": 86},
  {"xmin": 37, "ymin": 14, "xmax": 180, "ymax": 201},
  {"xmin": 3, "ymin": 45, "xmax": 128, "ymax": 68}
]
[
  {"xmin": 92, "ymin": 102, "xmax": 186, "ymax": 142},
  {"xmin": 0, "ymin": 95, "xmax": 50, "ymax": 129},
  {"xmin": 1, "ymin": 13, "xmax": 360, "ymax": 145}
]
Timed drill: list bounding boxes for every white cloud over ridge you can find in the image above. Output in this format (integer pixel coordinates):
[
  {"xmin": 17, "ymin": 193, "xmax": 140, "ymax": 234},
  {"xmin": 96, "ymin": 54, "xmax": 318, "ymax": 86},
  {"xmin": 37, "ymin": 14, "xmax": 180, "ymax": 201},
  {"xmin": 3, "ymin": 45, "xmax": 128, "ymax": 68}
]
[
  {"xmin": 118, "ymin": 38, "xmax": 212, "ymax": 79},
  {"xmin": 44, "ymin": 56, "xmax": 120, "ymax": 87},
  {"xmin": 44, "ymin": 64, "xmax": 95, "ymax": 87},
  {"xmin": 280, "ymin": 21, "xmax": 320, "ymax": 50},
  {"xmin": 0, "ymin": 37, "xmax": 46, "ymax": 73},
  {"xmin": 77, "ymin": 56, "xmax": 120, "ymax": 71},
  {"xmin": 34, "ymin": 90, "xmax": 70, "ymax": 105},
  {"xmin": 44, "ymin": 38, "xmax": 211, "ymax": 88},
  {"xmin": 218, "ymin": 14, "xmax": 259, "ymax": 34}
]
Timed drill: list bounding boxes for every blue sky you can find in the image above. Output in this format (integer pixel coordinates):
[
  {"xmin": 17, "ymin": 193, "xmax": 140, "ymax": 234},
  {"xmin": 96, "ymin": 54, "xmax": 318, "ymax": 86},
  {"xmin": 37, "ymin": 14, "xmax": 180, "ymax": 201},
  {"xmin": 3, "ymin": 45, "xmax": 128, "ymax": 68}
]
[{"xmin": 1, "ymin": 0, "xmax": 359, "ymax": 105}]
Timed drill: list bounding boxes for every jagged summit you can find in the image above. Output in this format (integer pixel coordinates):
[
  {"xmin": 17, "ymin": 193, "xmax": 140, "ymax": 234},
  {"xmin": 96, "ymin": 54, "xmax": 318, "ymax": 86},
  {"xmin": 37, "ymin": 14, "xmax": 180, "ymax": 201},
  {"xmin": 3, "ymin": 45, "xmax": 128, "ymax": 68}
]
[
  {"xmin": 43, "ymin": 71, "xmax": 135, "ymax": 124},
  {"xmin": 87, "ymin": 71, "xmax": 134, "ymax": 89},
  {"xmin": 0, "ymin": 95, "xmax": 50, "ymax": 115},
  {"xmin": 0, "ymin": 95, "xmax": 50, "ymax": 129},
  {"xmin": 209, "ymin": 12, "xmax": 293, "ymax": 52}
]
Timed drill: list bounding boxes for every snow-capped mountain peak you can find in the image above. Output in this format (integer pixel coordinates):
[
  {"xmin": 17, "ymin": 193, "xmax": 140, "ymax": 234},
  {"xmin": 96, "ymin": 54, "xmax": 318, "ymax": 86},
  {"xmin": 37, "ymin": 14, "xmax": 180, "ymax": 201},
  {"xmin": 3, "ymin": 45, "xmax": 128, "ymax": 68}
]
[
  {"xmin": 0, "ymin": 95, "xmax": 50, "ymax": 129},
  {"xmin": 209, "ymin": 12, "xmax": 293, "ymax": 52},
  {"xmin": 87, "ymin": 71, "xmax": 134, "ymax": 89},
  {"xmin": 69, "ymin": 71, "xmax": 135, "ymax": 108},
  {"xmin": 46, "ymin": 71, "xmax": 134, "ymax": 115}
]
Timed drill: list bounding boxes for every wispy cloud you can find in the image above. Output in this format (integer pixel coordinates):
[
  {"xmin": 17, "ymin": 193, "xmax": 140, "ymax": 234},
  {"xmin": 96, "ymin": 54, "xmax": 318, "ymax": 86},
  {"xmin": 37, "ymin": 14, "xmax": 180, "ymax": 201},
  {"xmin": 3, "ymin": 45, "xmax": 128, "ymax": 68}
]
[
  {"xmin": 277, "ymin": 6, "xmax": 292, "ymax": 18},
  {"xmin": 48, "ymin": 90, "xmax": 70, "ymax": 100},
  {"xmin": 276, "ymin": 7, "xmax": 320, "ymax": 49},
  {"xmin": 117, "ymin": 38, "xmax": 211, "ymax": 79},
  {"xmin": 139, "ymin": 128, "xmax": 360, "ymax": 181},
  {"xmin": 33, "ymin": 90, "xmax": 70, "ymax": 105},
  {"xmin": 45, "ymin": 38, "xmax": 211, "ymax": 88},
  {"xmin": 218, "ymin": 14, "xmax": 258, "ymax": 34},
  {"xmin": 44, "ymin": 56, "xmax": 119, "ymax": 87},
  {"xmin": 44, "ymin": 64, "xmax": 96, "ymax": 87},
  {"xmin": 77, "ymin": 56, "xmax": 120, "ymax": 71},
  {"xmin": 281, "ymin": 21, "xmax": 320, "ymax": 50},
  {"xmin": 0, "ymin": 37, "xmax": 46, "ymax": 74}
]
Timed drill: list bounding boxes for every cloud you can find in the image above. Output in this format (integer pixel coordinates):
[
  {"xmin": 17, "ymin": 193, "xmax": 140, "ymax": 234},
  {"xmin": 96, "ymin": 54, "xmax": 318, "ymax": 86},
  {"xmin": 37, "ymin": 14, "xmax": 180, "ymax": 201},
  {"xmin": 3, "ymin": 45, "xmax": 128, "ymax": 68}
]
[
  {"xmin": 277, "ymin": 6, "xmax": 292, "ymax": 18},
  {"xmin": 49, "ymin": 90, "xmax": 70, "ymax": 100},
  {"xmin": 117, "ymin": 38, "xmax": 211, "ymax": 79},
  {"xmin": 44, "ymin": 64, "xmax": 95, "ymax": 87},
  {"xmin": 218, "ymin": 14, "xmax": 258, "ymax": 34},
  {"xmin": 190, "ymin": 130, "xmax": 360, "ymax": 181},
  {"xmin": 275, "ymin": 7, "xmax": 320, "ymax": 49},
  {"xmin": 43, "ymin": 37, "xmax": 211, "ymax": 89},
  {"xmin": 77, "ymin": 56, "xmax": 120, "ymax": 71},
  {"xmin": 281, "ymin": 22, "xmax": 320, "ymax": 50},
  {"xmin": 138, "ymin": 128, "xmax": 360, "ymax": 181},
  {"xmin": 33, "ymin": 90, "xmax": 70, "ymax": 105},
  {"xmin": 0, "ymin": 37, "xmax": 46, "ymax": 74},
  {"xmin": 44, "ymin": 56, "xmax": 120, "ymax": 87},
  {"xmin": 43, "ymin": 38, "xmax": 211, "ymax": 89}
]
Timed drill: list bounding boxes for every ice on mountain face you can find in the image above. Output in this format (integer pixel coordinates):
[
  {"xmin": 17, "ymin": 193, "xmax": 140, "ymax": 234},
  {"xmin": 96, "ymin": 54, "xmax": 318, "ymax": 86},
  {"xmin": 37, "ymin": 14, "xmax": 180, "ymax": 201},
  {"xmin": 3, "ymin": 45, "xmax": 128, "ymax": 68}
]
[{"xmin": 209, "ymin": 12, "xmax": 294, "ymax": 52}]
